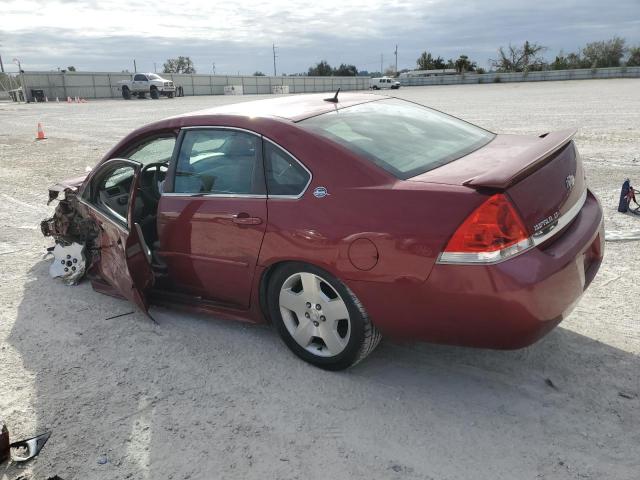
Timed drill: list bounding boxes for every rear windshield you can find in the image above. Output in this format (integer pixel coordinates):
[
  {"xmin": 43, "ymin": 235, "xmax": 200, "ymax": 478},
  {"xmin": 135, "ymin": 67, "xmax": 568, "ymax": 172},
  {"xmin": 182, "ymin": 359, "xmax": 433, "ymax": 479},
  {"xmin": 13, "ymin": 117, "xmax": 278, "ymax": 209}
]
[{"xmin": 299, "ymin": 98, "xmax": 494, "ymax": 179}]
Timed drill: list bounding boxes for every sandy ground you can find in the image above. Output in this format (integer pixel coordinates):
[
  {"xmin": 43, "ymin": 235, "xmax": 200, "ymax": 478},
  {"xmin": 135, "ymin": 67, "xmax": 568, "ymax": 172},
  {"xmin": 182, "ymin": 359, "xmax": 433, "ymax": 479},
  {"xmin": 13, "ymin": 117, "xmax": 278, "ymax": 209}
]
[{"xmin": 0, "ymin": 80, "xmax": 639, "ymax": 480}]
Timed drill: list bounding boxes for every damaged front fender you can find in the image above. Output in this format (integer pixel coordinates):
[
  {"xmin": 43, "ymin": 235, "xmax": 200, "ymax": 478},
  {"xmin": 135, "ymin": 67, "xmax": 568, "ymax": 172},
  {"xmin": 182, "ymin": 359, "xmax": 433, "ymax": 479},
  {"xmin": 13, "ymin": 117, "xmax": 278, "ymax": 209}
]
[
  {"xmin": 41, "ymin": 189, "xmax": 98, "ymax": 245},
  {"xmin": 41, "ymin": 189, "xmax": 99, "ymax": 284}
]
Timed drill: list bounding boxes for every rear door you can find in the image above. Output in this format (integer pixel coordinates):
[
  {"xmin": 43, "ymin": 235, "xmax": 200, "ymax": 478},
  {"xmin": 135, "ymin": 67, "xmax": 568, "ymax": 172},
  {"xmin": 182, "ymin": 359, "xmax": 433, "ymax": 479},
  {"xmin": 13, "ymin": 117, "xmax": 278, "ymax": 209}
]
[
  {"xmin": 157, "ymin": 128, "xmax": 267, "ymax": 308},
  {"xmin": 82, "ymin": 159, "xmax": 154, "ymax": 313}
]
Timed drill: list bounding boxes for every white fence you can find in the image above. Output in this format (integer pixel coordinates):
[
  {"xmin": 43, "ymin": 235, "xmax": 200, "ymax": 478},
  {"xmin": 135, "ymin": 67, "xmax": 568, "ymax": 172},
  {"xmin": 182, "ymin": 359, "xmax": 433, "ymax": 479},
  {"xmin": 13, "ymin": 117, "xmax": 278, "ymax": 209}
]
[
  {"xmin": 19, "ymin": 71, "xmax": 370, "ymax": 101},
  {"xmin": 401, "ymin": 66, "xmax": 640, "ymax": 86}
]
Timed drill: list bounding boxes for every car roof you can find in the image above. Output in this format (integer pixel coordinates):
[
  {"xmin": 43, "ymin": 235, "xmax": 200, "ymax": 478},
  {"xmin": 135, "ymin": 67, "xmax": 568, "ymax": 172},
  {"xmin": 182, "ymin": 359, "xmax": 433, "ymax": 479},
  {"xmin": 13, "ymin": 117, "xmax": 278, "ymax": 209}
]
[{"xmin": 180, "ymin": 92, "xmax": 388, "ymax": 122}]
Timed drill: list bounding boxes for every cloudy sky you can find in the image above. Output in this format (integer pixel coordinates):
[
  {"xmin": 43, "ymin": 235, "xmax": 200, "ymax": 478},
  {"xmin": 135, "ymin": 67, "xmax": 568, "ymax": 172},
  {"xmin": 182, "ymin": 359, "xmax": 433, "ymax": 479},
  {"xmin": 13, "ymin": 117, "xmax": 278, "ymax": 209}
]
[{"xmin": 1, "ymin": 0, "xmax": 639, "ymax": 74}]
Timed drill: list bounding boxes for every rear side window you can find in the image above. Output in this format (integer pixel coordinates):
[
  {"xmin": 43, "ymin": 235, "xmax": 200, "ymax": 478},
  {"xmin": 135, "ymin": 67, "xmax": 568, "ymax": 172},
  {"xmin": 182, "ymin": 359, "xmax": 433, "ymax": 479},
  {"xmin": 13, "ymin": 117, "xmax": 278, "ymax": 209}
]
[
  {"xmin": 134, "ymin": 74, "xmax": 147, "ymax": 81},
  {"xmin": 174, "ymin": 129, "xmax": 262, "ymax": 195},
  {"xmin": 299, "ymin": 98, "xmax": 494, "ymax": 179},
  {"xmin": 264, "ymin": 142, "xmax": 310, "ymax": 197}
]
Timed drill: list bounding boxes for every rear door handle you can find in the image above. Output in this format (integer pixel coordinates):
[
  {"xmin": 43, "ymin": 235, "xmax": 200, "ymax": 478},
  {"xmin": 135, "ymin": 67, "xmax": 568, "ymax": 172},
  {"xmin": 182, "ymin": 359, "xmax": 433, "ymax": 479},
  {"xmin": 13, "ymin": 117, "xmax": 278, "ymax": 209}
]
[{"xmin": 233, "ymin": 213, "xmax": 262, "ymax": 225}]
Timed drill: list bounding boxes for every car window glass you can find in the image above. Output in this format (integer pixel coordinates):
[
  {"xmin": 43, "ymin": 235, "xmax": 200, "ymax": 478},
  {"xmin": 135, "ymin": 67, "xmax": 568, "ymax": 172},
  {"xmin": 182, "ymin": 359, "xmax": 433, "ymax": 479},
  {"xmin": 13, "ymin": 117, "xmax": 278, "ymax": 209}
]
[
  {"xmin": 300, "ymin": 98, "xmax": 494, "ymax": 180},
  {"xmin": 174, "ymin": 130, "xmax": 260, "ymax": 195},
  {"xmin": 134, "ymin": 74, "xmax": 147, "ymax": 81},
  {"xmin": 127, "ymin": 136, "xmax": 176, "ymax": 167},
  {"xmin": 264, "ymin": 142, "xmax": 310, "ymax": 196},
  {"xmin": 93, "ymin": 165, "xmax": 136, "ymax": 224}
]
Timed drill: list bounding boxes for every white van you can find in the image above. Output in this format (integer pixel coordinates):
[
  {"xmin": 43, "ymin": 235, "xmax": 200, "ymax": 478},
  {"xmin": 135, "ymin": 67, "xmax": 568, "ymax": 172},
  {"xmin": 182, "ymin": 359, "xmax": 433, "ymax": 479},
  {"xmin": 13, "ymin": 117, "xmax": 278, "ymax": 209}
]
[{"xmin": 370, "ymin": 77, "xmax": 401, "ymax": 90}]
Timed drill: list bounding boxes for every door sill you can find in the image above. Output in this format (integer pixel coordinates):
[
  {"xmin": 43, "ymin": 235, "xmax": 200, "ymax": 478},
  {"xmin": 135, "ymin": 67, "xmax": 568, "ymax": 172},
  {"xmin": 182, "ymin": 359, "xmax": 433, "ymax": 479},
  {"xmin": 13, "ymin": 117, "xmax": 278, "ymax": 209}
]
[{"xmin": 148, "ymin": 288, "xmax": 256, "ymax": 324}]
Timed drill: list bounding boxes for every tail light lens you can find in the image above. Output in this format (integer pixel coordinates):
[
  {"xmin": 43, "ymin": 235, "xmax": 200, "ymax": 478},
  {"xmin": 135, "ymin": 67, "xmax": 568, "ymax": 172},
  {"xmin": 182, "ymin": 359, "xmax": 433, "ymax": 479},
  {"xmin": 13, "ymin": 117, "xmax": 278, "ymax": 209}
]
[{"xmin": 438, "ymin": 193, "xmax": 533, "ymax": 264}]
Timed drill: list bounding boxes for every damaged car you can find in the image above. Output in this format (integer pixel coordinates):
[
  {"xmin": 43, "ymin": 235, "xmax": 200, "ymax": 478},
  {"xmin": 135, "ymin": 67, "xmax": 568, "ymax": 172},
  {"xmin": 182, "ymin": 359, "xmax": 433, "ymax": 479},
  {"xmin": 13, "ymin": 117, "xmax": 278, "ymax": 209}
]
[{"xmin": 42, "ymin": 93, "xmax": 605, "ymax": 370}]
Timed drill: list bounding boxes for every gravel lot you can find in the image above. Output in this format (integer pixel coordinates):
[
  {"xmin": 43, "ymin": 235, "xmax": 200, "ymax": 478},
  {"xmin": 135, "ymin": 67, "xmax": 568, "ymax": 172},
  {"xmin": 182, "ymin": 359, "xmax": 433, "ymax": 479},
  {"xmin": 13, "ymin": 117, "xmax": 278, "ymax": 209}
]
[{"xmin": 1, "ymin": 79, "xmax": 639, "ymax": 480}]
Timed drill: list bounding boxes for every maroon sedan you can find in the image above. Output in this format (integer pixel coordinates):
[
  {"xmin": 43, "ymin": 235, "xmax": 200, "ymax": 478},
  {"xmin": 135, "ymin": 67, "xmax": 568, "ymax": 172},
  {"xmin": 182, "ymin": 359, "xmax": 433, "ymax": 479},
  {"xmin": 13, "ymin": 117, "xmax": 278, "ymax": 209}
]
[{"xmin": 42, "ymin": 93, "xmax": 604, "ymax": 370}]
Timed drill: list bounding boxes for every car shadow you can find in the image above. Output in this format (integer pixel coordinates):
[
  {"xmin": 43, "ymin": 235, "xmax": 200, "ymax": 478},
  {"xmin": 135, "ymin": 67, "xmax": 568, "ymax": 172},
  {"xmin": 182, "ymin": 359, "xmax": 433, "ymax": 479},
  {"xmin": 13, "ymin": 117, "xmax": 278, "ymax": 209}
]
[{"xmin": 4, "ymin": 258, "xmax": 639, "ymax": 479}]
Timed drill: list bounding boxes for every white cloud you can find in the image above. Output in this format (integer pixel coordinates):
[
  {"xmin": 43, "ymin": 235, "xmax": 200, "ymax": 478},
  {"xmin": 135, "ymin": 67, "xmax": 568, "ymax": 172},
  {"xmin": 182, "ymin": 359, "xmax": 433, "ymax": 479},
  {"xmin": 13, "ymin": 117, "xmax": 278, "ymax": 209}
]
[{"xmin": 1, "ymin": 0, "xmax": 639, "ymax": 74}]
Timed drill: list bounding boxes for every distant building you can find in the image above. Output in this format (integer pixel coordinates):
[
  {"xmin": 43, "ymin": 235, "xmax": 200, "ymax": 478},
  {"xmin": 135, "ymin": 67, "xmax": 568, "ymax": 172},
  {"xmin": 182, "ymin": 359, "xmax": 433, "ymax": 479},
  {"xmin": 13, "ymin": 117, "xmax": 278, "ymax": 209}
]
[{"xmin": 399, "ymin": 69, "xmax": 457, "ymax": 78}]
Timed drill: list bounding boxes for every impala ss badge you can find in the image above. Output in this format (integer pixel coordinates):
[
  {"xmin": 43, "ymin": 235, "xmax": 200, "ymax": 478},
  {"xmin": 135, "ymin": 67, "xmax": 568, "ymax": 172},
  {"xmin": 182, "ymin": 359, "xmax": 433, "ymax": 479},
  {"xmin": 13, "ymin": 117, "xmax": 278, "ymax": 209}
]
[
  {"xmin": 313, "ymin": 186, "xmax": 329, "ymax": 198},
  {"xmin": 565, "ymin": 174, "xmax": 576, "ymax": 191}
]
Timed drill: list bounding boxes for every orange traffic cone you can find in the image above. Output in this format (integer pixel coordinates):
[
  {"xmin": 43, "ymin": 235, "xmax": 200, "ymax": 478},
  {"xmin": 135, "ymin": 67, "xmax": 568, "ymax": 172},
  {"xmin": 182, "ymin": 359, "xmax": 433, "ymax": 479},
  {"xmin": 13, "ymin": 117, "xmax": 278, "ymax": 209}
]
[{"xmin": 36, "ymin": 122, "xmax": 47, "ymax": 140}]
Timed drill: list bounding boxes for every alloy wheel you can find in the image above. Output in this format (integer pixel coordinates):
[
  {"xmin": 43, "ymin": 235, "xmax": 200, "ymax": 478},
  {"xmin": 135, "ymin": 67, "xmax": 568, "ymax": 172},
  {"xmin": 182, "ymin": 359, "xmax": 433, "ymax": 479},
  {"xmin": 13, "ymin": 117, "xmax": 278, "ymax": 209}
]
[{"xmin": 278, "ymin": 272, "xmax": 351, "ymax": 357}]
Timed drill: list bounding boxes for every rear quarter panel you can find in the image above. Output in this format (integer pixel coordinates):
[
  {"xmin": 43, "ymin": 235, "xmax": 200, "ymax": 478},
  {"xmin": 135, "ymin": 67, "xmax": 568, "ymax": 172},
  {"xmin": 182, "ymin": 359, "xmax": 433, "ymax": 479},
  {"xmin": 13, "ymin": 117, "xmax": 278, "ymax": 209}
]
[{"xmin": 258, "ymin": 128, "xmax": 489, "ymax": 288}]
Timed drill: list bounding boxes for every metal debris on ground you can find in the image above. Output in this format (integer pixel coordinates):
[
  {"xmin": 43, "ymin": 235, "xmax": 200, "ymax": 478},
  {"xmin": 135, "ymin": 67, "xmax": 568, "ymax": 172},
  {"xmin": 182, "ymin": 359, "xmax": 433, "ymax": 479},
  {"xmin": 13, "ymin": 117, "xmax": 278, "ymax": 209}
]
[
  {"xmin": 10, "ymin": 431, "xmax": 51, "ymax": 462},
  {"xmin": 105, "ymin": 311, "xmax": 135, "ymax": 321},
  {"xmin": 0, "ymin": 421, "xmax": 9, "ymax": 463},
  {"xmin": 47, "ymin": 242, "xmax": 86, "ymax": 285},
  {"xmin": 618, "ymin": 391, "xmax": 637, "ymax": 399}
]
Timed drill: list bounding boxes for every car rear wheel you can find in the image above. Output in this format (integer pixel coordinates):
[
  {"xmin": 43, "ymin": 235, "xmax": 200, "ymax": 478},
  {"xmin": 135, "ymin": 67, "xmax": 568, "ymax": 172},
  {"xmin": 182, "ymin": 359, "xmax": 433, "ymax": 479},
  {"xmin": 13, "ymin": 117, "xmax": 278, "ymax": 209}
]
[
  {"xmin": 267, "ymin": 263, "xmax": 381, "ymax": 370},
  {"xmin": 122, "ymin": 86, "xmax": 131, "ymax": 100}
]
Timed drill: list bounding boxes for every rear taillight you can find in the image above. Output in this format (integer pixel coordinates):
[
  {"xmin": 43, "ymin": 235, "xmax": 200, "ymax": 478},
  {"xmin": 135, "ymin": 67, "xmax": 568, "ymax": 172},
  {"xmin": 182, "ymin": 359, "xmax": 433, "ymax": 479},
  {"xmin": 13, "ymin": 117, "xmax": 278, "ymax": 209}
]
[{"xmin": 438, "ymin": 193, "xmax": 533, "ymax": 264}]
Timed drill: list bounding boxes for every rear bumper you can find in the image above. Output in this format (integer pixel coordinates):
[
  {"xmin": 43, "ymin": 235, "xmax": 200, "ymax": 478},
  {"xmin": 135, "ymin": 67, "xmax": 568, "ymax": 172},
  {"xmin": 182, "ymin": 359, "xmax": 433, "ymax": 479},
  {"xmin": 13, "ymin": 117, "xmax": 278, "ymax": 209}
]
[{"xmin": 348, "ymin": 189, "xmax": 604, "ymax": 349}]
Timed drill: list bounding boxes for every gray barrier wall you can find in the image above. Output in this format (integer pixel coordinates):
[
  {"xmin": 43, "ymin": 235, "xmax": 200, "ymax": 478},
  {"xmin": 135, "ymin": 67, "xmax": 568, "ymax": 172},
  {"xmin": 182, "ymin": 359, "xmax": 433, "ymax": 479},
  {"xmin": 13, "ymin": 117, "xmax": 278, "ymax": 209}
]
[
  {"xmin": 401, "ymin": 66, "xmax": 640, "ymax": 86},
  {"xmin": 19, "ymin": 71, "xmax": 370, "ymax": 100}
]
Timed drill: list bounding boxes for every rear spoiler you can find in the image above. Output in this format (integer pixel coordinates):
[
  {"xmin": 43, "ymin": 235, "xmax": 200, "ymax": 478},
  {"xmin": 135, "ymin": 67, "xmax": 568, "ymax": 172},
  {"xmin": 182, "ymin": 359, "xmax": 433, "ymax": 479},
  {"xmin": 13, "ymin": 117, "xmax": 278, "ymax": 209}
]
[{"xmin": 463, "ymin": 129, "xmax": 577, "ymax": 190}]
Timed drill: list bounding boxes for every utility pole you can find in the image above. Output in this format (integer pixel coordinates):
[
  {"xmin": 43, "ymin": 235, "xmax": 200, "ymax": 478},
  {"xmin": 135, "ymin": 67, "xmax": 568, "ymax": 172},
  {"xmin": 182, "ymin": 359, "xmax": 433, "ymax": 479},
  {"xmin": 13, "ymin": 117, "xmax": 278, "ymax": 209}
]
[
  {"xmin": 394, "ymin": 45, "xmax": 398, "ymax": 75},
  {"xmin": 133, "ymin": 59, "xmax": 137, "ymax": 73},
  {"xmin": 380, "ymin": 53, "xmax": 383, "ymax": 75},
  {"xmin": 212, "ymin": 62, "xmax": 216, "ymax": 75},
  {"xmin": 153, "ymin": 62, "xmax": 157, "ymax": 73},
  {"xmin": 273, "ymin": 43, "xmax": 278, "ymax": 76},
  {"xmin": 0, "ymin": 53, "xmax": 4, "ymax": 73}
]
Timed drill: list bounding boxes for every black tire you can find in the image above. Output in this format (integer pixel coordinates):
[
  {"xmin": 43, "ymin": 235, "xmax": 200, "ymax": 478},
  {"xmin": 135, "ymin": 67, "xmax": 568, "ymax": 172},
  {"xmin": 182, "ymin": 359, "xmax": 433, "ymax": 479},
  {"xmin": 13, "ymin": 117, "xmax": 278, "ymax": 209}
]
[
  {"xmin": 267, "ymin": 262, "xmax": 381, "ymax": 370},
  {"xmin": 122, "ymin": 86, "xmax": 131, "ymax": 100},
  {"xmin": 150, "ymin": 88, "xmax": 160, "ymax": 99},
  {"xmin": 167, "ymin": 92, "xmax": 174, "ymax": 98}
]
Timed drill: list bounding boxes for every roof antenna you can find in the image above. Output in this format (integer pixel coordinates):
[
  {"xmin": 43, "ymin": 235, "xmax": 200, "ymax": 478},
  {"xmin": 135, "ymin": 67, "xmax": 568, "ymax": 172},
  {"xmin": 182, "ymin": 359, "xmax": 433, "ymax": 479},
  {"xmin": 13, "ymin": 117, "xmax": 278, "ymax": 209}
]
[{"xmin": 324, "ymin": 88, "xmax": 340, "ymax": 103}]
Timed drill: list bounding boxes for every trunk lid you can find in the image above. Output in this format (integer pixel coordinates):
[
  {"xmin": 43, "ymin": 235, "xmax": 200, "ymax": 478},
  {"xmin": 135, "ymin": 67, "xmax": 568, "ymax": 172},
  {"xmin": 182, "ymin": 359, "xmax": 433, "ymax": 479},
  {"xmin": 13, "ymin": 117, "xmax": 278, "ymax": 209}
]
[{"xmin": 410, "ymin": 130, "xmax": 586, "ymax": 237}]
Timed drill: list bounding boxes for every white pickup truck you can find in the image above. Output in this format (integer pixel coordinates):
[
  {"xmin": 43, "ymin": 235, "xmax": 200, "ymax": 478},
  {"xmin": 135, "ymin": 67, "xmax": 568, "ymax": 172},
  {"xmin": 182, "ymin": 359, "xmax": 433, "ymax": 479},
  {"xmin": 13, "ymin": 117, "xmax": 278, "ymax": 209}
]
[{"xmin": 118, "ymin": 73, "xmax": 176, "ymax": 99}]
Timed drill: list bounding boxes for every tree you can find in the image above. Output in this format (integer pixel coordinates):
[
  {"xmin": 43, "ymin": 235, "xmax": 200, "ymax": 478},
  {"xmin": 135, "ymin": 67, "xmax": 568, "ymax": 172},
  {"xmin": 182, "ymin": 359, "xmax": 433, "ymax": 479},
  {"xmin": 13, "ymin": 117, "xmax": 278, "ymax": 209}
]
[
  {"xmin": 67, "ymin": 66, "xmax": 76, "ymax": 72},
  {"xmin": 253, "ymin": 71, "xmax": 266, "ymax": 76},
  {"xmin": 416, "ymin": 51, "xmax": 446, "ymax": 70},
  {"xmin": 433, "ymin": 56, "xmax": 447, "ymax": 69},
  {"xmin": 491, "ymin": 41, "xmax": 547, "ymax": 72},
  {"xmin": 454, "ymin": 55, "xmax": 476, "ymax": 73},
  {"xmin": 308, "ymin": 60, "xmax": 333, "ymax": 76},
  {"xmin": 627, "ymin": 46, "xmax": 640, "ymax": 66},
  {"xmin": 334, "ymin": 63, "xmax": 358, "ymax": 76},
  {"xmin": 163, "ymin": 56, "xmax": 196, "ymax": 74},
  {"xmin": 582, "ymin": 37, "xmax": 626, "ymax": 68},
  {"xmin": 550, "ymin": 50, "xmax": 587, "ymax": 70},
  {"xmin": 383, "ymin": 65, "xmax": 397, "ymax": 76}
]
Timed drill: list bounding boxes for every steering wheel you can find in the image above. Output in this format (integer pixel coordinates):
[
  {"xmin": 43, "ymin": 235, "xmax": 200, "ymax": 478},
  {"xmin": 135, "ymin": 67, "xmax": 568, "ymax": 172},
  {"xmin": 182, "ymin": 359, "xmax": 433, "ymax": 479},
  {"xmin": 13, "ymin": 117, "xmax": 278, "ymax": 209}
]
[{"xmin": 140, "ymin": 162, "xmax": 168, "ymax": 201}]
